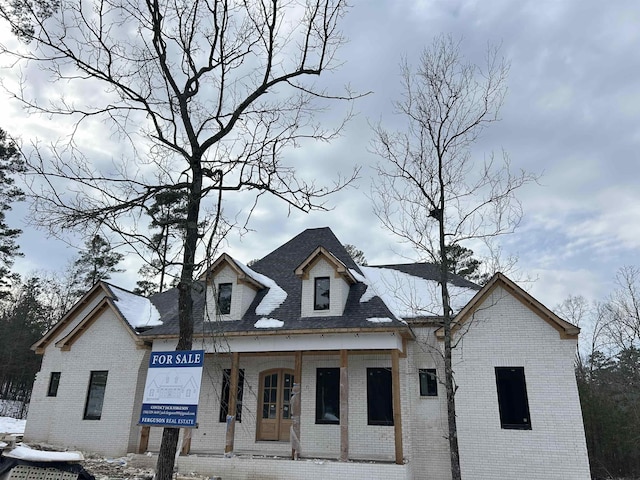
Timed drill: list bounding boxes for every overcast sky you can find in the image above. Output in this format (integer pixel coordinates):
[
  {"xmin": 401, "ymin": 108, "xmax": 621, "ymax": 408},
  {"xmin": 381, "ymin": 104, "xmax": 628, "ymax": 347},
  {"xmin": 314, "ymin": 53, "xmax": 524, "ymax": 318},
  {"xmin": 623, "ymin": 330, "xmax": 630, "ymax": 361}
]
[{"xmin": 2, "ymin": 0, "xmax": 640, "ymax": 310}]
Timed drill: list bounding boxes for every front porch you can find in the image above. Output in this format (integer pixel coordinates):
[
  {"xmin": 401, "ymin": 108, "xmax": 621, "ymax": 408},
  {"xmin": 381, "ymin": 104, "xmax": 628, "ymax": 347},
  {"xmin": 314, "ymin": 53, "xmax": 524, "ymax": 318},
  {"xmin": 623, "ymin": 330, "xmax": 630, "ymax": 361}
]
[{"xmin": 142, "ymin": 331, "xmax": 410, "ymax": 466}]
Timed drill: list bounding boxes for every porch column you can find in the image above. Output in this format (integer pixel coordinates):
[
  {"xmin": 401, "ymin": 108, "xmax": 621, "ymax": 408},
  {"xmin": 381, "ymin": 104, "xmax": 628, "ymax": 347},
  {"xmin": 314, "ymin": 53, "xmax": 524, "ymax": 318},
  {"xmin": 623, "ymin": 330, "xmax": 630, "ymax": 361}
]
[
  {"xmin": 180, "ymin": 428, "xmax": 192, "ymax": 455},
  {"xmin": 339, "ymin": 349, "xmax": 349, "ymax": 462},
  {"xmin": 292, "ymin": 350, "xmax": 302, "ymax": 459},
  {"xmin": 391, "ymin": 349, "xmax": 404, "ymax": 465},
  {"xmin": 138, "ymin": 426, "xmax": 150, "ymax": 454},
  {"xmin": 225, "ymin": 352, "xmax": 240, "ymax": 455}
]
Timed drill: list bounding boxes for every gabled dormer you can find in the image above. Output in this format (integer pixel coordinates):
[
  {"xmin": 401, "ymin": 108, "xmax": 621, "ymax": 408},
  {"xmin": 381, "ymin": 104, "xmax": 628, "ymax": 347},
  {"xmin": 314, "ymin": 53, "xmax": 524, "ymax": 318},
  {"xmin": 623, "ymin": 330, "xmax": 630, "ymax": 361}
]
[
  {"xmin": 202, "ymin": 253, "xmax": 265, "ymax": 321},
  {"xmin": 295, "ymin": 246, "xmax": 357, "ymax": 317}
]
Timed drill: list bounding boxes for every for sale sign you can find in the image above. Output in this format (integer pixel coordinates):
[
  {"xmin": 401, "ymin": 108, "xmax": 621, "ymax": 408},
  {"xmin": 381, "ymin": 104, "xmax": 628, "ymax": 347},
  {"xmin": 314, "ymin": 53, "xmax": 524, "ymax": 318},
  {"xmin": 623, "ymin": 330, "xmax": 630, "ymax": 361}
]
[{"xmin": 139, "ymin": 350, "xmax": 204, "ymax": 427}]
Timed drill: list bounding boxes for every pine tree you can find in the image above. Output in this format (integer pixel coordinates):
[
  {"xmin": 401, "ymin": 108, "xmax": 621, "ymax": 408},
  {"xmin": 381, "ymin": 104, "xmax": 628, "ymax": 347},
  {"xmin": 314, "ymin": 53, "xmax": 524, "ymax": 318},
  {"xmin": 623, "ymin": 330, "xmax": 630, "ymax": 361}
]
[
  {"xmin": 0, "ymin": 128, "xmax": 25, "ymax": 298},
  {"xmin": 70, "ymin": 235, "xmax": 124, "ymax": 295}
]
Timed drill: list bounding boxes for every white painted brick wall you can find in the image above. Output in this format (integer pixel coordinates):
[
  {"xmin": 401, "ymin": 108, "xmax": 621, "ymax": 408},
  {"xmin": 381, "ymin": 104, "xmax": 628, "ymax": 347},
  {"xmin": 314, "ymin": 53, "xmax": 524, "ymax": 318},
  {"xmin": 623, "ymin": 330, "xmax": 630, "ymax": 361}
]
[
  {"xmin": 453, "ymin": 286, "xmax": 591, "ymax": 480},
  {"xmin": 404, "ymin": 328, "xmax": 453, "ymax": 480},
  {"xmin": 24, "ymin": 307, "xmax": 148, "ymax": 457}
]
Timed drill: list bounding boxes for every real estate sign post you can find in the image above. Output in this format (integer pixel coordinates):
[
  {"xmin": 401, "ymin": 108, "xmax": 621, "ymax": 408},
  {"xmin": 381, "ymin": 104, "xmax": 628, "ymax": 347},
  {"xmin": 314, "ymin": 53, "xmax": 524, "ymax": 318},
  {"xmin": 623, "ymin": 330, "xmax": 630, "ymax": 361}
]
[{"xmin": 139, "ymin": 350, "xmax": 205, "ymax": 427}]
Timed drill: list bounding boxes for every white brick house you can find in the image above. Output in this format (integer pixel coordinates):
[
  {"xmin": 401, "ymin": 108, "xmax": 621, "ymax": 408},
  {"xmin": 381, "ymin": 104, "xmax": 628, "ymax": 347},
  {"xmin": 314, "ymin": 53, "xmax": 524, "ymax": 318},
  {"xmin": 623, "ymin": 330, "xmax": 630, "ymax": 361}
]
[{"xmin": 24, "ymin": 228, "xmax": 591, "ymax": 480}]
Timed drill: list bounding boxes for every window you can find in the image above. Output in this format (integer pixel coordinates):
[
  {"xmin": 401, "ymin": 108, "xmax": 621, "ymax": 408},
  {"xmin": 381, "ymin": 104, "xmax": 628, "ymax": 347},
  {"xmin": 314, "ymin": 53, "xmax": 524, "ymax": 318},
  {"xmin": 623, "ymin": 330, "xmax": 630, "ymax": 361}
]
[
  {"xmin": 314, "ymin": 277, "xmax": 330, "ymax": 310},
  {"xmin": 367, "ymin": 367, "xmax": 393, "ymax": 425},
  {"xmin": 219, "ymin": 369, "xmax": 244, "ymax": 423},
  {"xmin": 419, "ymin": 368, "xmax": 438, "ymax": 397},
  {"xmin": 47, "ymin": 372, "xmax": 61, "ymax": 397},
  {"xmin": 83, "ymin": 371, "xmax": 108, "ymax": 420},
  {"xmin": 316, "ymin": 368, "xmax": 340, "ymax": 424},
  {"xmin": 217, "ymin": 283, "xmax": 232, "ymax": 315},
  {"xmin": 495, "ymin": 367, "xmax": 531, "ymax": 430}
]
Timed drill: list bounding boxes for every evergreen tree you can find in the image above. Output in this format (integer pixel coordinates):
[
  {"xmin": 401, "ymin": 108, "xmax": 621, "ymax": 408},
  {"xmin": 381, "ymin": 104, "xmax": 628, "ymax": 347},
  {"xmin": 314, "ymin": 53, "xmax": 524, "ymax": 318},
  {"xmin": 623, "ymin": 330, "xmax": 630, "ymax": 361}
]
[
  {"xmin": 441, "ymin": 244, "xmax": 489, "ymax": 285},
  {"xmin": 0, "ymin": 277, "xmax": 49, "ymax": 417},
  {"xmin": 344, "ymin": 244, "xmax": 368, "ymax": 266},
  {"xmin": 0, "ymin": 128, "xmax": 25, "ymax": 297},
  {"xmin": 134, "ymin": 190, "xmax": 188, "ymax": 295},
  {"xmin": 71, "ymin": 235, "xmax": 124, "ymax": 295}
]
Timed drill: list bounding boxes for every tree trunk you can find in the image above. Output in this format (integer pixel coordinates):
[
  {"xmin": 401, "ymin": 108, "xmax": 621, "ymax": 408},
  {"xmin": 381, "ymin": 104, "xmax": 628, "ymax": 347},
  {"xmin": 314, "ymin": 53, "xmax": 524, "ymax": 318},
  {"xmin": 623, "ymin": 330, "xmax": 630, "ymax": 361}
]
[
  {"xmin": 154, "ymin": 159, "xmax": 202, "ymax": 480},
  {"xmin": 437, "ymin": 185, "xmax": 462, "ymax": 480}
]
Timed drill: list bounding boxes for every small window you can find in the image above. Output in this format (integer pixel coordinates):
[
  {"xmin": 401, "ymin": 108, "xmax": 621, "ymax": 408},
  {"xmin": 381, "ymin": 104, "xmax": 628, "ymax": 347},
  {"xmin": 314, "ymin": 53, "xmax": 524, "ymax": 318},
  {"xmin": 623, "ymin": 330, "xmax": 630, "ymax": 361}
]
[
  {"xmin": 219, "ymin": 369, "xmax": 244, "ymax": 423},
  {"xmin": 316, "ymin": 368, "xmax": 340, "ymax": 424},
  {"xmin": 217, "ymin": 283, "xmax": 232, "ymax": 315},
  {"xmin": 314, "ymin": 277, "xmax": 330, "ymax": 310},
  {"xmin": 84, "ymin": 371, "xmax": 108, "ymax": 420},
  {"xmin": 367, "ymin": 367, "xmax": 393, "ymax": 426},
  {"xmin": 47, "ymin": 372, "xmax": 61, "ymax": 397},
  {"xmin": 419, "ymin": 369, "xmax": 438, "ymax": 397},
  {"xmin": 495, "ymin": 367, "xmax": 531, "ymax": 430}
]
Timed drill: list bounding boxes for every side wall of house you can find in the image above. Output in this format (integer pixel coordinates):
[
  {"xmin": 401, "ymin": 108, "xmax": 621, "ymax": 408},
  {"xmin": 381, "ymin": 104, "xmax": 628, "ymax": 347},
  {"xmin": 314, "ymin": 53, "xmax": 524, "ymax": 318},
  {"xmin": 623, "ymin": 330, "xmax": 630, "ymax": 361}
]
[
  {"xmin": 24, "ymin": 307, "xmax": 148, "ymax": 457},
  {"xmin": 454, "ymin": 286, "xmax": 591, "ymax": 480}
]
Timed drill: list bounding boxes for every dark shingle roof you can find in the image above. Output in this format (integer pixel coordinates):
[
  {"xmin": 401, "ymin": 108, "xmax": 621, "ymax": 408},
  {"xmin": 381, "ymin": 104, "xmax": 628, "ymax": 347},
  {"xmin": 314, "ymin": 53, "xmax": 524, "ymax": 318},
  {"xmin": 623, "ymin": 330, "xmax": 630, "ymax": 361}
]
[
  {"xmin": 141, "ymin": 228, "xmax": 478, "ymax": 338},
  {"xmin": 373, "ymin": 263, "xmax": 481, "ymax": 290}
]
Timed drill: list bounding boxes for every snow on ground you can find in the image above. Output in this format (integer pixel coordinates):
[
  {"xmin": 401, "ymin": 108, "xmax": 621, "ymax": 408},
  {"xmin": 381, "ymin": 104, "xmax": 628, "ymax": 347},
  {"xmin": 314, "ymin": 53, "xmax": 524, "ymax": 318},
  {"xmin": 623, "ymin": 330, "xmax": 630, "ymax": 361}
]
[{"xmin": 0, "ymin": 415, "xmax": 26, "ymax": 435}]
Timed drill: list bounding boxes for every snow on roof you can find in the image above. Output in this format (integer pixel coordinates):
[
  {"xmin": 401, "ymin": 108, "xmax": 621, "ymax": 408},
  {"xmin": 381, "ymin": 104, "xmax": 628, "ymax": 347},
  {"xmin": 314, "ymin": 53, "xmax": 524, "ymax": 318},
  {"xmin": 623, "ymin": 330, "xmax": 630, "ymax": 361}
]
[
  {"xmin": 110, "ymin": 286, "xmax": 162, "ymax": 328},
  {"xmin": 235, "ymin": 261, "xmax": 287, "ymax": 316},
  {"xmin": 358, "ymin": 266, "xmax": 476, "ymax": 318},
  {"xmin": 367, "ymin": 317, "xmax": 393, "ymax": 323},
  {"xmin": 3, "ymin": 445, "xmax": 84, "ymax": 462},
  {"xmin": 254, "ymin": 318, "xmax": 285, "ymax": 328}
]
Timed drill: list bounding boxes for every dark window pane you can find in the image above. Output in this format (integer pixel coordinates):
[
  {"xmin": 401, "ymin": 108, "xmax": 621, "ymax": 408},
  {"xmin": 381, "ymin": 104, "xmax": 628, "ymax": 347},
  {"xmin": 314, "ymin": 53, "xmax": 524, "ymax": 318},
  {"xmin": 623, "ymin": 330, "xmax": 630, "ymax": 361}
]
[
  {"xmin": 83, "ymin": 371, "xmax": 108, "ymax": 420},
  {"xmin": 314, "ymin": 277, "xmax": 330, "ymax": 310},
  {"xmin": 219, "ymin": 369, "xmax": 244, "ymax": 423},
  {"xmin": 316, "ymin": 368, "xmax": 340, "ymax": 424},
  {"xmin": 495, "ymin": 367, "xmax": 532, "ymax": 430},
  {"xmin": 419, "ymin": 369, "xmax": 438, "ymax": 396},
  {"xmin": 217, "ymin": 283, "xmax": 232, "ymax": 315},
  {"xmin": 47, "ymin": 372, "xmax": 61, "ymax": 397},
  {"xmin": 367, "ymin": 367, "xmax": 393, "ymax": 426}
]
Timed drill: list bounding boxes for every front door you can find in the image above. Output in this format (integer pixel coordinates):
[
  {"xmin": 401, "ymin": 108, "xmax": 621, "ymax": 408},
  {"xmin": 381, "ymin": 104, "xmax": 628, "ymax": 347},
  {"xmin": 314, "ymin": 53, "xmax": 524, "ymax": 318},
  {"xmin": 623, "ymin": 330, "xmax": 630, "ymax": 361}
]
[{"xmin": 257, "ymin": 369, "xmax": 294, "ymax": 441}]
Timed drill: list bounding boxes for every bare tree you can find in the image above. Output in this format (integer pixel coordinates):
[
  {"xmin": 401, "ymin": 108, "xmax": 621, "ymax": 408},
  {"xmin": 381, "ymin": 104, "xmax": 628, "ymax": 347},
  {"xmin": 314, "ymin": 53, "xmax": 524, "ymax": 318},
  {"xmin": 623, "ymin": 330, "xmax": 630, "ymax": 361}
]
[
  {"xmin": 603, "ymin": 266, "xmax": 640, "ymax": 351},
  {"xmin": 370, "ymin": 35, "xmax": 535, "ymax": 479},
  {"xmin": 0, "ymin": 1, "xmax": 359, "ymax": 477}
]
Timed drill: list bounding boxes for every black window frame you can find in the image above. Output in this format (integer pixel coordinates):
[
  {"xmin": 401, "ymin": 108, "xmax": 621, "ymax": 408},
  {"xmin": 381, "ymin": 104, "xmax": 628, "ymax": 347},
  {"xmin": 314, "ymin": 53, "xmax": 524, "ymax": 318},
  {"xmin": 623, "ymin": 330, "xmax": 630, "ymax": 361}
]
[
  {"xmin": 495, "ymin": 366, "xmax": 532, "ymax": 430},
  {"xmin": 419, "ymin": 368, "xmax": 438, "ymax": 397},
  {"xmin": 217, "ymin": 283, "xmax": 233, "ymax": 315},
  {"xmin": 219, "ymin": 368, "xmax": 245, "ymax": 423},
  {"xmin": 83, "ymin": 370, "xmax": 108, "ymax": 420},
  {"xmin": 47, "ymin": 372, "xmax": 61, "ymax": 397},
  {"xmin": 367, "ymin": 367, "xmax": 393, "ymax": 426},
  {"xmin": 314, "ymin": 277, "xmax": 330, "ymax": 311},
  {"xmin": 315, "ymin": 368, "xmax": 340, "ymax": 424}
]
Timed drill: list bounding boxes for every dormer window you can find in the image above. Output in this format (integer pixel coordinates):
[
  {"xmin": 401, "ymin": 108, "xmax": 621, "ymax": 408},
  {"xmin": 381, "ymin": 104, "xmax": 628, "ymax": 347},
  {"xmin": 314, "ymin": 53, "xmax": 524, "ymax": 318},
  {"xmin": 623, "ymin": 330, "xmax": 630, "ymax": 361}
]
[
  {"xmin": 217, "ymin": 283, "xmax": 232, "ymax": 315},
  {"xmin": 314, "ymin": 277, "xmax": 330, "ymax": 310}
]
